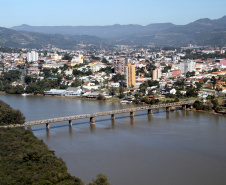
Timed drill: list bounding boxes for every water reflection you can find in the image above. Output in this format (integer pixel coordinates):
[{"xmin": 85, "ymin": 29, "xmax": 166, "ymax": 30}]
[
  {"xmin": 111, "ymin": 120, "xmax": 115, "ymax": 129},
  {"xmin": 148, "ymin": 114, "xmax": 153, "ymax": 122},
  {"xmin": 90, "ymin": 124, "xmax": 95, "ymax": 133},
  {"xmin": 166, "ymin": 111, "xmax": 170, "ymax": 119},
  {"xmin": 69, "ymin": 125, "xmax": 73, "ymax": 136},
  {"xmin": 182, "ymin": 110, "xmax": 187, "ymax": 116},
  {"xmin": 130, "ymin": 117, "xmax": 134, "ymax": 125},
  {"xmin": 46, "ymin": 129, "xmax": 50, "ymax": 139}
]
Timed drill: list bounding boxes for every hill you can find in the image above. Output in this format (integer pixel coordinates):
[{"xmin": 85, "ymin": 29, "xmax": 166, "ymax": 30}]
[
  {"xmin": 0, "ymin": 16, "xmax": 225, "ymax": 48},
  {"xmin": 0, "ymin": 27, "xmax": 105, "ymax": 49},
  {"xmin": 12, "ymin": 23, "xmax": 176, "ymax": 39}
]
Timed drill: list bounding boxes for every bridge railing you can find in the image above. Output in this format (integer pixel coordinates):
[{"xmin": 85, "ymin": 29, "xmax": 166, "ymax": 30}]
[{"xmin": 22, "ymin": 100, "xmax": 195, "ymax": 126}]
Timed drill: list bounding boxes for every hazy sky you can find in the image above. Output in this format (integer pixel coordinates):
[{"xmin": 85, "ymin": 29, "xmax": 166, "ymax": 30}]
[{"xmin": 1, "ymin": 0, "xmax": 226, "ymax": 28}]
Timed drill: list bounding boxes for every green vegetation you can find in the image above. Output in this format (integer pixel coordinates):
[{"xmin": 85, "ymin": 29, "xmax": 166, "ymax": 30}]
[
  {"xmin": 162, "ymin": 66, "xmax": 171, "ymax": 73},
  {"xmin": 0, "ymin": 46, "xmax": 22, "ymax": 53},
  {"xmin": 0, "ymin": 100, "xmax": 25, "ymax": 126},
  {"xmin": 0, "ymin": 100, "xmax": 110, "ymax": 184},
  {"xmin": 89, "ymin": 174, "xmax": 110, "ymax": 185},
  {"xmin": 111, "ymin": 74, "xmax": 124, "ymax": 82},
  {"xmin": 0, "ymin": 100, "xmax": 83, "ymax": 184},
  {"xmin": 0, "ymin": 127, "xmax": 84, "ymax": 185},
  {"xmin": 73, "ymin": 69, "xmax": 92, "ymax": 76}
]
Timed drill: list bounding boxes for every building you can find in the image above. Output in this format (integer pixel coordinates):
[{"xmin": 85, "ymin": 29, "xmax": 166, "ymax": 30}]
[
  {"xmin": 70, "ymin": 52, "xmax": 83, "ymax": 66},
  {"xmin": 114, "ymin": 57, "xmax": 126, "ymax": 75},
  {"xmin": 27, "ymin": 51, "xmax": 38, "ymax": 62},
  {"xmin": 179, "ymin": 59, "xmax": 195, "ymax": 74},
  {"xmin": 152, "ymin": 68, "xmax": 162, "ymax": 80},
  {"xmin": 172, "ymin": 69, "xmax": 181, "ymax": 76},
  {"xmin": 124, "ymin": 63, "xmax": 136, "ymax": 88}
]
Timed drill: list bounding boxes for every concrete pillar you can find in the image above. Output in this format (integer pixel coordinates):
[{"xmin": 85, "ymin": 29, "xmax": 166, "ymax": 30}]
[
  {"xmin": 69, "ymin": 120, "xmax": 72, "ymax": 127},
  {"xmin": 148, "ymin": 109, "xmax": 153, "ymax": 115},
  {"xmin": 90, "ymin": 117, "xmax": 95, "ymax": 125},
  {"xmin": 166, "ymin": 107, "xmax": 170, "ymax": 112},
  {"xmin": 130, "ymin": 111, "xmax": 134, "ymax": 118},
  {"xmin": 111, "ymin": 114, "xmax": 115, "ymax": 120},
  {"xmin": 182, "ymin": 104, "xmax": 187, "ymax": 110},
  {"xmin": 46, "ymin": 123, "xmax": 49, "ymax": 130}
]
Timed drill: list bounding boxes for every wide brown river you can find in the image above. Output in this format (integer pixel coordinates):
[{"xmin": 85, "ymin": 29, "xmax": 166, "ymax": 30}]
[{"xmin": 1, "ymin": 94, "xmax": 226, "ymax": 185}]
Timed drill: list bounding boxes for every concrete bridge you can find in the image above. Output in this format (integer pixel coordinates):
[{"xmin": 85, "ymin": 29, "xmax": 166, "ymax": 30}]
[{"xmin": 2, "ymin": 100, "xmax": 195, "ymax": 129}]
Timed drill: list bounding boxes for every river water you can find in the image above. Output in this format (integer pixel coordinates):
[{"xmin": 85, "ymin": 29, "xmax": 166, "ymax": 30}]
[{"xmin": 1, "ymin": 94, "xmax": 226, "ymax": 185}]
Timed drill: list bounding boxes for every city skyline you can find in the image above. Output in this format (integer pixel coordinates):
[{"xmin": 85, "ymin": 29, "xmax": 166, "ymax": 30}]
[{"xmin": 1, "ymin": 0, "xmax": 226, "ymax": 28}]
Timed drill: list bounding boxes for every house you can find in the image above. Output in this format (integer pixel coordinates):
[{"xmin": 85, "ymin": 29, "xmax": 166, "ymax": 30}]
[
  {"xmin": 64, "ymin": 87, "xmax": 83, "ymax": 96},
  {"xmin": 85, "ymin": 92, "xmax": 100, "ymax": 98},
  {"xmin": 161, "ymin": 88, "xmax": 176, "ymax": 95},
  {"xmin": 110, "ymin": 82, "xmax": 120, "ymax": 87},
  {"xmin": 44, "ymin": 89, "xmax": 66, "ymax": 96},
  {"xmin": 10, "ymin": 81, "xmax": 23, "ymax": 86}
]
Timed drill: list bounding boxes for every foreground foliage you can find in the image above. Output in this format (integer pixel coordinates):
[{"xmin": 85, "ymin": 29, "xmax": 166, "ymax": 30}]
[
  {"xmin": 0, "ymin": 127, "xmax": 84, "ymax": 185},
  {"xmin": 0, "ymin": 100, "xmax": 110, "ymax": 184},
  {"xmin": 0, "ymin": 100, "xmax": 25, "ymax": 126}
]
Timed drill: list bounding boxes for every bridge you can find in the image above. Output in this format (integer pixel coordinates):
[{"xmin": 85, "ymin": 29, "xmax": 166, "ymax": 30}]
[{"xmin": 2, "ymin": 100, "xmax": 195, "ymax": 129}]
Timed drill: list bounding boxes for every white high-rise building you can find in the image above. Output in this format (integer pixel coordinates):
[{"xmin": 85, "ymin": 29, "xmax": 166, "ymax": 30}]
[
  {"xmin": 27, "ymin": 51, "xmax": 39, "ymax": 62},
  {"xmin": 179, "ymin": 59, "xmax": 195, "ymax": 74}
]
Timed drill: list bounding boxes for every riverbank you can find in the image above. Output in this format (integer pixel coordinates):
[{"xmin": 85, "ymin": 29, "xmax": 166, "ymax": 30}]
[
  {"xmin": 0, "ymin": 127, "xmax": 84, "ymax": 184},
  {"xmin": 0, "ymin": 91, "xmax": 122, "ymax": 103}
]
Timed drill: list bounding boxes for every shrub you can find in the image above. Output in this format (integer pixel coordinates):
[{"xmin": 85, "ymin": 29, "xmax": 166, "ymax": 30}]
[{"xmin": 0, "ymin": 100, "xmax": 25, "ymax": 125}]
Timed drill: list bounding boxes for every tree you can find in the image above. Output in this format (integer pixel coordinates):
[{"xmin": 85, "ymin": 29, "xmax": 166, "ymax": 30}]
[
  {"xmin": 71, "ymin": 78, "xmax": 82, "ymax": 87},
  {"xmin": 174, "ymin": 79, "xmax": 185, "ymax": 90},
  {"xmin": 97, "ymin": 94, "xmax": 106, "ymax": 100},
  {"xmin": 111, "ymin": 74, "xmax": 124, "ymax": 82},
  {"xmin": 25, "ymin": 75, "xmax": 32, "ymax": 84},
  {"xmin": 195, "ymin": 81, "xmax": 202, "ymax": 91},
  {"xmin": 210, "ymin": 76, "xmax": 217, "ymax": 89},
  {"xmin": 118, "ymin": 86, "xmax": 125, "ymax": 99},
  {"xmin": 42, "ymin": 68, "xmax": 51, "ymax": 79},
  {"xmin": 108, "ymin": 86, "xmax": 118, "ymax": 97},
  {"xmin": 101, "ymin": 58, "xmax": 109, "ymax": 64},
  {"xmin": 62, "ymin": 53, "xmax": 72, "ymax": 62},
  {"xmin": 0, "ymin": 100, "xmax": 25, "ymax": 125},
  {"xmin": 89, "ymin": 174, "xmax": 110, "ymax": 185},
  {"xmin": 3, "ymin": 70, "xmax": 21, "ymax": 82}
]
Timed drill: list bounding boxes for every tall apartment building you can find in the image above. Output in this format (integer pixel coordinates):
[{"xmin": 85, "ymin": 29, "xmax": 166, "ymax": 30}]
[
  {"xmin": 27, "ymin": 51, "xmax": 39, "ymax": 62},
  {"xmin": 114, "ymin": 57, "xmax": 125, "ymax": 75},
  {"xmin": 152, "ymin": 68, "xmax": 162, "ymax": 80},
  {"xmin": 179, "ymin": 59, "xmax": 195, "ymax": 74},
  {"xmin": 124, "ymin": 63, "xmax": 136, "ymax": 88}
]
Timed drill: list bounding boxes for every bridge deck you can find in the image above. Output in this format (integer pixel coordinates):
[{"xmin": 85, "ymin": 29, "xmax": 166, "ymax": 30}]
[{"xmin": 1, "ymin": 101, "xmax": 194, "ymax": 128}]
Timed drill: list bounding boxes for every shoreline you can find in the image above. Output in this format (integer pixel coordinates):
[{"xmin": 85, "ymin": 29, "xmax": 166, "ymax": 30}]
[{"xmin": 1, "ymin": 91, "xmax": 225, "ymax": 115}]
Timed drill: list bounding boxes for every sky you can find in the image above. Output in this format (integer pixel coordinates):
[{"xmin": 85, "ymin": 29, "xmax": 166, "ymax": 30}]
[{"xmin": 1, "ymin": 0, "xmax": 226, "ymax": 28}]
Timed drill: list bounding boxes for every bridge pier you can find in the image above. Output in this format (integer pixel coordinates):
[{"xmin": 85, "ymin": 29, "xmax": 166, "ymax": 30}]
[
  {"xmin": 46, "ymin": 123, "xmax": 49, "ymax": 130},
  {"xmin": 166, "ymin": 107, "xmax": 170, "ymax": 112},
  {"xmin": 69, "ymin": 120, "xmax": 72, "ymax": 127},
  {"xmin": 90, "ymin": 117, "xmax": 95, "ymax": 125},
  {"xmin": 148, "ymin": 109, "xmax": 153, "ymax": 115},
  {"xmin": 130, "ymin": 111, "xmax": 134, "ymax": 118},
  {"xmin": 182, "ymin": 104, "xmax": 187, "ymax": 110},
  {"xmin": 111, "ymin": 114, "xmax": 115, "ymax": 120}
]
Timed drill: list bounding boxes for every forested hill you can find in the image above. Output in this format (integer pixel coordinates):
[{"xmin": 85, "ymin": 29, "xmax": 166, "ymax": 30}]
[
  {"xmin": 0, "ymin": 16, "xmax": 225, "ymax": 48},
  {"xmin": 0, "ymin": 26, "xmax": 106, "ymax": 49}
]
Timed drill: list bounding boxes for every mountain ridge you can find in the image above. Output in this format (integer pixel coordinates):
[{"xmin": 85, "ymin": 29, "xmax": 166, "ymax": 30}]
[{"xmin": 0, "ymin": 16, "xmax": 225, "ymax": 48}]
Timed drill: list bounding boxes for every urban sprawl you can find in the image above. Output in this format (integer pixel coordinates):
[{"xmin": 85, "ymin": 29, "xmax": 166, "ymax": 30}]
[{"xmin": 1, "ymin": 45, "xmax": 226, "ymax": 112}]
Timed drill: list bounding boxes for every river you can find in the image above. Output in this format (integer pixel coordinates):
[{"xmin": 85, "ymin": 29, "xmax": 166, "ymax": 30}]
[{"xmin": 1, "ymin": 94, "xmax": 226, "ymax": 185}]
